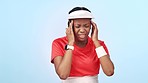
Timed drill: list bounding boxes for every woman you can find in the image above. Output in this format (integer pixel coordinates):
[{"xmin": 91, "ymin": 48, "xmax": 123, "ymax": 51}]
[{"xmin": 51, "ymin": 7, "xmax": 114, "ymax": 83}]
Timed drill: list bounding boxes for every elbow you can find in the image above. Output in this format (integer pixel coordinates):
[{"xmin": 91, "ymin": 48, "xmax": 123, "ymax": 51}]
[
  {"xmin": 103, "ymin": 66, "xmax": 114, "ymax": 76},
  {"xmin": 105, "ymin": 70, "xmax": 114, "ymax": 76},
  {"xmin": 56, "ymin": 67, "xmax": 70, "ymax": 80},
  {"xmin": 57, "ymin": 70, "xmax": 69, "ymax": 80},
  {"xmin": 103, "ymin": 62, "xmax": 115, "ymax": 76},
  {"xmin": 59, "ymin": 74, "xmax": 69, "ymax": 80},
  {"xmin": 104, "ymin": 68, "xmax": 114, "ymax": 76}
]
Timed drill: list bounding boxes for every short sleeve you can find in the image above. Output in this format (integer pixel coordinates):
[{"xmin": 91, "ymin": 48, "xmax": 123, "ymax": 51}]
[
  {"xmin": 99, "ymin": 40, "xmax": 110, "ymax": 55},
  {"xmin": 51, "ymin": 40, "xmax": 64, "ymax": 63}
]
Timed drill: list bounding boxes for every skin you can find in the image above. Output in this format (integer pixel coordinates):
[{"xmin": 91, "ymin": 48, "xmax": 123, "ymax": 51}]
[{"xmin": 53, "ymin": 18, "xmax": 114, "ymax": 80}]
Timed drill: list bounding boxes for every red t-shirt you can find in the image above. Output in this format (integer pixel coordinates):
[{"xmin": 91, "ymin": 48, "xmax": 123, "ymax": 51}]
[{"xmin": 51, "ymin": 36, "xmax": 109, "ymax": 77}]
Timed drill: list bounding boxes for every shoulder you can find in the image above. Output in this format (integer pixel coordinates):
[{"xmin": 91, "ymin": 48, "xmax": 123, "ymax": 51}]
[
  {"xmin": 53, "ymin": 36, "xmax": 67, "ymax": 42},
  {"xmin": 98, "ymin": 40, "xmax": 105, "ymax": 44},
  {"xmin": 52, "ymin": 36, "xmax": 68, "ymax": 45}
]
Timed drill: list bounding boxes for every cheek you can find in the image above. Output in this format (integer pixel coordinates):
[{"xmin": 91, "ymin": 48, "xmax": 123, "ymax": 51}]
[
  {"xmin": 73, "ymin": 28, "xmax": 78, "ymax": 34},
  {"xmin": 86, "ymin": 28, "xmax": 91, "ymax": 34}
]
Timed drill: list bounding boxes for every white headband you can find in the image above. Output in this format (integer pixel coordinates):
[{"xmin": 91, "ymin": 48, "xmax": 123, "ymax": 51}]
[{"xmin": 68, "ymin": 10, "xmax": 94, "ymax": 19}]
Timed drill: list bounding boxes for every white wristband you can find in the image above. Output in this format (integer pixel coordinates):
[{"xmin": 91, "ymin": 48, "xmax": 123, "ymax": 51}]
[{"xmin": 95, "ymin": 46, "xmax": 107, "ymax": 58}]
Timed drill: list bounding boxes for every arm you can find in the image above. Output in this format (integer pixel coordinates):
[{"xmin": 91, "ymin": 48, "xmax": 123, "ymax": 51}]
[
  {"xmin": 53, "ymin": 50, "xmax": 73, "ymax": 80},
  {"xmin": 53, "ymin": 21, "xmax": 74, "ymax": 80},
  {"xmin": 94, "ymin": 41, "xmax": 114, "ymax": 76},
  {"xmin": 99, "ymin": 55, "xmax": 114, "ymax": 76},
  {"xmin": 91, "ymin": 21, "xmax": 114, "ymax": 76}
]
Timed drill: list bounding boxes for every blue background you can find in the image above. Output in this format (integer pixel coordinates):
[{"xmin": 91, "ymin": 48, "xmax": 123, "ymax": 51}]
[{"xmin": 0, "ymin": 0, "xmax": 148, "ymax": 83}]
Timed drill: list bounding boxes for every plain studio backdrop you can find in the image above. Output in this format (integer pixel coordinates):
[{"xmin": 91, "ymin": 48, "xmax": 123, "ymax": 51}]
[{"xmin": 0, "ymin": 0, "xmax": 148, "ymax": 83}]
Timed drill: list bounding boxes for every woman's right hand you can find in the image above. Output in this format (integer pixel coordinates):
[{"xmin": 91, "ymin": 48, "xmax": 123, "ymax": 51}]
[{"xmin": 66, "ymin": 20, "xmax": 75, "ymax": 45}]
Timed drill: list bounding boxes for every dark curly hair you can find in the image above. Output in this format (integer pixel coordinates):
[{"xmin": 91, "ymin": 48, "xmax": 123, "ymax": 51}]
[{"xmin": 68, "ymin": 7, "xmax": 91, "ymax": 14}]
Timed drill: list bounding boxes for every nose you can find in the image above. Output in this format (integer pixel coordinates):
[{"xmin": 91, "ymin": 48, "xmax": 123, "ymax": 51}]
[{"xmin": 79, "ymin": 28, "xmax": 85, "ymax": 33}]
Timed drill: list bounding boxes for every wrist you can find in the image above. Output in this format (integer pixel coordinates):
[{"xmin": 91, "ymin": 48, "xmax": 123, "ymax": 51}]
[
  {"xmin": 65, "ymin": 44, "xmax": 74, "ymax": 50},
  {"xmin": 95, "ymin": 46, "xmax": 107, "ymax": 58},
  {"xmin": 68, "ymin": 42, "xmax": 74, "ymax": 46}
]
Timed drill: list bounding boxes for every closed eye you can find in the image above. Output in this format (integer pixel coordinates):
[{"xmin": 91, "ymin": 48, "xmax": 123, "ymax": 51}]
[
  {"xmin": 75, "ymin": 25, "xmax": 80, "ymax": 28},
  {"xmin": 84, "ymin": 25, "xmax": 89, "ymax": 28}
]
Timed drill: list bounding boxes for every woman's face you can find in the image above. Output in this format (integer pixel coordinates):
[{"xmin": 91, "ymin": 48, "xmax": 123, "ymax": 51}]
[{"xmin": 73, "ymin": 18, "xmax": 91, "ymax": 42}]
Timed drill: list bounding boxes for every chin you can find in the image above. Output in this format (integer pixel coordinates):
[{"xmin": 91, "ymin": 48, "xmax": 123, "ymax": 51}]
[{"xmin": 77, "ymin": 38, "xmax": 87, "ymax": 42}]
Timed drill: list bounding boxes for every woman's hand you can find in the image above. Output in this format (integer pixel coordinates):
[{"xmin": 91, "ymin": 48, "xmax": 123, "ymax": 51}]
[
  {"xmin": 91, "ymin": 21, "xmax": 101, "ymax": 47},
  {"xmin": 91, "ymin": 21, "xmax": 98, "ymax": 41},
  {"xmin": 66, "ymin": 20, "xmax": 75, "ymax": 45}
]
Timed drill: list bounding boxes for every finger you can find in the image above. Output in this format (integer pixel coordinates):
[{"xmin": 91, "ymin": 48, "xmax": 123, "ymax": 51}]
[
  {"xmin": 69, "ymin": 20, "xmax": 73, "ymax": 28},
  {"xmin": 91, "ymin": 21, "xmax": 97, "ymax": 28},
  {"xmin": 91, "ymin": 21, "xmax": 98, "ymax": 32},
  {"xmin": 66, "ymin": 27, "xmax": 71, "ymax": 33},
  {"xmin": 91, "ymin": 24, "xmax": 94, "ymax": 35},
  {"xmin": 91, "ymin": 21, "xmax": 95, "ymax": 33},
  {"xmin": 70, "ymin": 20, "xmax": 74, "ymax": 34}
]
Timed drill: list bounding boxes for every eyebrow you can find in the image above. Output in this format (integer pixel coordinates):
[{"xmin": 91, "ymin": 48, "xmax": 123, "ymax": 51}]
[
  {"xmin": 75, "ymin": 22, "xmax": 90, "ymax": 25},
  {"xmin": 75, "ymin": 24, "xmax": 89, "ymax": 27}
]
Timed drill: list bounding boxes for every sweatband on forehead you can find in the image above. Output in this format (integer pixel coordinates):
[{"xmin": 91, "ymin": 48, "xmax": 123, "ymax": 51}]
[{"xmin": 68, "ymin": 10, "xmax": 94, "ymax": 19}]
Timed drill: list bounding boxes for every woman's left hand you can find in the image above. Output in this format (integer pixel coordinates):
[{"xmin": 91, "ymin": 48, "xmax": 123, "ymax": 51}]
[
  {"xmin": 91, "ymin": 21, "xmax": 98, "ymax": 42},
  {"xmin": 91, "ymin": 21, "xmax": 101, "ymax": 47}
]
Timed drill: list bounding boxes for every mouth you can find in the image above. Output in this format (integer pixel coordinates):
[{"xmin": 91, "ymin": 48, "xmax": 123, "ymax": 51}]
[{"xmin": 78, "ymin": 34, "xmax": 86, "ymax": 39}]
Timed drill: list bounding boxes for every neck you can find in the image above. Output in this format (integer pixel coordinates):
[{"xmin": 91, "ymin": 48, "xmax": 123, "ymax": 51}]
[{"xmin": 75, "ymin": 40, "xmax": 88, "ymax": 48}]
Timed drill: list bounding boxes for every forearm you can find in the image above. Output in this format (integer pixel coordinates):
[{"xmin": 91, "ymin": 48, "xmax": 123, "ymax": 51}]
[
  {"xmin": 100, "ymin": 55, "xmax": 114, "ymax": 76},
  {"xmin": 57, "ymin": 50, "xmax": 73, "ymax": 79}
]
